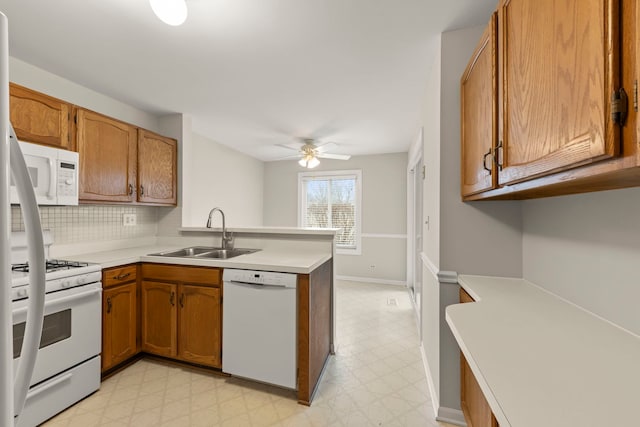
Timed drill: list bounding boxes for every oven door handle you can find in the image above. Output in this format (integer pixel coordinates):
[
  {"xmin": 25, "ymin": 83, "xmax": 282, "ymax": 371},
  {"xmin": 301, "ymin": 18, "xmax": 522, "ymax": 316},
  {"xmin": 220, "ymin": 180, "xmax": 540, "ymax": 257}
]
[
  {"xmin": 25, "ymin": 372, "xmax": 73, "ymax": 401},
  {"xmin": 12, "ymin": 288, "xmax": 102, "ymax": 316}
]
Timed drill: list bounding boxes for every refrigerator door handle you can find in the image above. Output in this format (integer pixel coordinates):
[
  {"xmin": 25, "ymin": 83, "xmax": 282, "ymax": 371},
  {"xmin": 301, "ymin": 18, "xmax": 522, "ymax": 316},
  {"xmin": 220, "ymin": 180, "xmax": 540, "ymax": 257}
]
[{"xmin": 9, "ymin": 125, "xmax": 46, "ymax": 422}]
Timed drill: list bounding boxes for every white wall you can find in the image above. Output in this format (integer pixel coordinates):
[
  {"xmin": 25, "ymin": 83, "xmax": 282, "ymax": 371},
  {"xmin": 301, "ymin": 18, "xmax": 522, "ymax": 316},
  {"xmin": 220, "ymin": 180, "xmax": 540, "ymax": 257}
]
[
  {"xmin": 181, "ymin": 132, "xmax": 264, "ymax": 228},
  {"xmin": 9, "ymin": 58, "xmax": 161, "ymax": 132},
  {"xmin": 523, "ymin": 187, "xmax": 640, "ymax": 336},
  {"xmin": 419, "ymin": 26, "xmax": 523, "ymax": 421},
  {"xmin": 263, "ymin": 153, "xmax": 407, "ymax": 282}
]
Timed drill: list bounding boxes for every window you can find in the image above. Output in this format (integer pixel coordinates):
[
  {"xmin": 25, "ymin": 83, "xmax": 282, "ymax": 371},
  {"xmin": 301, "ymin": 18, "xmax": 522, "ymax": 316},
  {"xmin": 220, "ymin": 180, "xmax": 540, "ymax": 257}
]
[{"xmin": 298, "ymin": 170, "xmax": 362, "ymax": 254}]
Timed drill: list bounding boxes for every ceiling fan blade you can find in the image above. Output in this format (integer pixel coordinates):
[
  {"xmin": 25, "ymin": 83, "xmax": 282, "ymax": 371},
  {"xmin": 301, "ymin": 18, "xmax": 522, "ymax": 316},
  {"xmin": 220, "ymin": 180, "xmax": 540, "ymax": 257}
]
[
  {"xmin": 316, "ymin": 153, "xmax": 351, "ymax": 160},
  {"xmin": 272, "ymin": 154, "xmax": 303, "ymax": 161},
  {"xmin": 277, "ymin": 143, "xmax": 303, "ymax": 151},
  {"xmin": 314, "ymin": 142, "xmax": 338, "ymax": 153}
]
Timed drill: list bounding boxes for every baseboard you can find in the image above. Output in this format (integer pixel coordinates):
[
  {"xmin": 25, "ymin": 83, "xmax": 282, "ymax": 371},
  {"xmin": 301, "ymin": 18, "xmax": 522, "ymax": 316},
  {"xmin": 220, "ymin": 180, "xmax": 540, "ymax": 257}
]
[
  {"xmin": 436, "ymin": 407, "xmax": 466, "ymax": 426},
  {"xmin": 419, "ymin": 344, "xmax": 439, "ymax": 416},
  {"xmin": 335, "ymin": 275, "xmax": 407, "ymax": 286}
]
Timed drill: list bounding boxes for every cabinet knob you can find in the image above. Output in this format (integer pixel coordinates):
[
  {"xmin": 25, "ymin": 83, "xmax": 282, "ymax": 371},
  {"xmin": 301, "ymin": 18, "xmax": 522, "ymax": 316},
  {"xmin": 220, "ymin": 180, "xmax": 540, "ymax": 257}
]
[
  {"xmin": 140, "ymin": 185, "xmax": 144, "ymax": 196},
  {"xmin": 179, "ymin": 293, "xmax": 184, "ymax": 308},
  {"xmin": 128, "ymin": 184, "xmax": 133, "ymax": 196},
  {"xmin": 170, "ymin": 291, "xmax": 175, "ymax": 306},
  {"xmin": 106, "ymin": 297, "xmax": 112, "ymax": 314}
]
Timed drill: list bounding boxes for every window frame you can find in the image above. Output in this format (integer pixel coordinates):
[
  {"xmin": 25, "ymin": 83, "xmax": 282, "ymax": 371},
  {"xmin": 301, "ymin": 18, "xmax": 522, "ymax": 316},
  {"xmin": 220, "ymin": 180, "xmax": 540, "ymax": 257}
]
[{"xmin": 297, "ymin": 169, "xmax": 362, "ymax": 255}]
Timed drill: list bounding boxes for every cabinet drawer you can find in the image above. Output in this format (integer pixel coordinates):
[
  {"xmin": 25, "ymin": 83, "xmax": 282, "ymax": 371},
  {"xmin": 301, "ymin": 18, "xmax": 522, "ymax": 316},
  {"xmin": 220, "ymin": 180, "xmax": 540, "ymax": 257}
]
[
  {"xmin": 103, "ymin": 265, "xmax": 137, "ymax": 288},
  {"xmin": 141, "ymin": 263, "xmax": 220, "ymax": 286}
]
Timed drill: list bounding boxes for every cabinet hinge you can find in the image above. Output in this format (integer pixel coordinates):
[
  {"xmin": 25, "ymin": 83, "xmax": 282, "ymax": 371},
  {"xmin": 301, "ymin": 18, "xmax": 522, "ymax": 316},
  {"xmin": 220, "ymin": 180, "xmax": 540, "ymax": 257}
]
[
  {"xmin": 421, "ymin": 165, "xmax": 426, "ymax": 180},
  {"xmin": 634, "ymin": 80, "xmax": 638, "ymax": 112},
  {"xmin": 611, "ymin": 88, "xmax": 628, "ymax": 125}
]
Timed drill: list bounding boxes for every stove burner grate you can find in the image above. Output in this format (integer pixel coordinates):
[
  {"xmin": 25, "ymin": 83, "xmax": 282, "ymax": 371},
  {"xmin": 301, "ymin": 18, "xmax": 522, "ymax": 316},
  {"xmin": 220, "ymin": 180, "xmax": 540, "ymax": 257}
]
[{"xmin": 12, "ymin": 259, "xmax": 90, "ymax": 273}]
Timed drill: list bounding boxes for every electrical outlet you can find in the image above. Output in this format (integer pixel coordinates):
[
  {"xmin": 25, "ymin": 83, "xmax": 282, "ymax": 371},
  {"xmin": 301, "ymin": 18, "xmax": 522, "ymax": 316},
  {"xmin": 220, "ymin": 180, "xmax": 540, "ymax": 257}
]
[{"xmin": 123, "ymin": 213, "xmax": 137, "ymax": 226}]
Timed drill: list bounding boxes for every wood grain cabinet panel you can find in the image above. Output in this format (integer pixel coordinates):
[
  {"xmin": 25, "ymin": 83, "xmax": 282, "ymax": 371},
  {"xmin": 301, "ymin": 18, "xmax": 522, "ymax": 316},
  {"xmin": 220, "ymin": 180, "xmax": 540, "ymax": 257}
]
[
  {"xmin": 140, "ymin": 264, "xmax": 221, "ymax": 368},
  {"xmin": 461, "ymin": 14, "xmax": 497, "ymax": 197},
  {"xmin": 137, "ymin": 129, "xmax": 177, "ymax": 205},
  {"xmin": 497, "ymin": 0, "xmax": 620, "ymax": 185},
  {"xmin": 459, "ymin": 288, "xmax": 499, "ymax": 427},
  {"xmin": 178, "ymin": 285, "xmax": 221, "ymax": 368},
  {"xmin": 77, "ymin": 108, "xmax": 137, "ymax": 202},
  {"xmin": 102, "ymin": 282, "xmax": 137, "ymax": 372},
  {"xmin": 461, "ymin": 0, "xmax": 639, "ymax": 200},
  {"xmin": 141, "ymin": 281, "xmax": 178, "ymax": 358},
  {"xmin": 9, "ymin": 83, "xmax": 73, "ymax": 150}
]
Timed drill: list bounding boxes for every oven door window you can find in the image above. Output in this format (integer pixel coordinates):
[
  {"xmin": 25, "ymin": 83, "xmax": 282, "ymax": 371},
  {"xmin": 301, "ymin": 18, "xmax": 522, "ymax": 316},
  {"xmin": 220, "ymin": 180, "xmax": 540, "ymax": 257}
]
[{"xmin": 13, "ymin": 309, "xmax": 71, "ymax": 358}]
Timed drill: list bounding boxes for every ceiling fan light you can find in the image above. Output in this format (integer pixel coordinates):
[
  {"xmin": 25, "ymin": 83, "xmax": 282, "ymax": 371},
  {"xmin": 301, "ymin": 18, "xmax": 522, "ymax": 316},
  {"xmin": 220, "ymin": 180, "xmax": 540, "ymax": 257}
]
[
  {"xmin": 298, "ymin": 158, "xmax": 307, "ymax": 167},
  {"xmin": 150, "ymin": 0, "xmax": 188, "ymax": 26},
  {"xmin": 308, "ymin": 156, "xmax": 320, "ymax": 168}
]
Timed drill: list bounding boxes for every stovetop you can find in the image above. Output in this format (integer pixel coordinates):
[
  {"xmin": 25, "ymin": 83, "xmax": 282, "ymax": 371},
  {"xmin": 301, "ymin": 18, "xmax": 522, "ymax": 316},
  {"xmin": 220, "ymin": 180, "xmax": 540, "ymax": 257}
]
[{"xmin": 12, "ymin": 259, "xmax": 92, "ymax": 274}]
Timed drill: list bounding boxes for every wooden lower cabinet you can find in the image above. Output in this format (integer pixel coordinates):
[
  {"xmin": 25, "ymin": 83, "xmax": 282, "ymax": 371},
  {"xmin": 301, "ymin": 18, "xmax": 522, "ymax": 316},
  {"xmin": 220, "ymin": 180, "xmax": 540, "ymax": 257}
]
[
  {"xmin": 140, "ymin": 264, "xmax": 222, "ymax": 368},
  {"xmin": 102, "ymin": 265, "xmax": 139, "ymax": 373},
  {"xmin": 459, "ymin": 288, "xmax": 499, "ymax": 427},
  {"xmin": 297, "ymin": 259, "xmax": 333, "ymax": 405},
  {"xmin": 178, "ymin": 285, "xmax": 221, "ymax": 367},
  {"xmin": 141, "ymin": 281, "xmax": 178, "ymax": 358}
]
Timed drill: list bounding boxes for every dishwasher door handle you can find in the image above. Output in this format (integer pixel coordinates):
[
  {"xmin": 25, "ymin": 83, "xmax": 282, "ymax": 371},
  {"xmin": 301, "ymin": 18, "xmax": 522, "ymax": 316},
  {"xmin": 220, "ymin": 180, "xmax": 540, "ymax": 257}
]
[{"xmin": 228, "ymin": 280, "xmax": 293, "ymax": 289}]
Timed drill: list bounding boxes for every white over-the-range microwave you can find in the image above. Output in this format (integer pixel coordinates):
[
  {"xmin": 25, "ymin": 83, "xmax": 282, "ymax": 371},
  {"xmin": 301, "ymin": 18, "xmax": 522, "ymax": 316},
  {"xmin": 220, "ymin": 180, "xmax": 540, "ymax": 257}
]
[{"xmin": 10, "ymin": 140, "xmax": 79, "ymax": 206}]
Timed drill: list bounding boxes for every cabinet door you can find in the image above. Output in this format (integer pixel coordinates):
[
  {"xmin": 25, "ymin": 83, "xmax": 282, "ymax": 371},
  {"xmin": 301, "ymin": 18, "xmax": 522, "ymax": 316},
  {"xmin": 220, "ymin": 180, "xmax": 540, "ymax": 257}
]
[
  {"xmin": 77, "ymin": 109, "xmax": 137, "ymax": 202},
  {"xmin": 137, "ymin": 129, "xmax": 177, "ymax": 205},
  {"xmin": 178, "ymin": 285, "xmax": 221, "ymax": 368},
  {"xmin": 459, "ymin": 289, "xmax": 498, "ymax": 427},
  {"xmin": 102, "ymin": 282, "xmax": 137, "ymax": 372},
  {"xmin": 498, "ymin": 0, "xmax": 620, "ymax": 185},
  {"xmin": 141, "ymin": 281, "xmax": 177, "ymax": 358},
  {"xmin": 461, "ymin": 354, "xmax": 499, "ymax": 427},
  {"xmin": 10, "ymin": 83, "xmax": 73, "ymax": 150},
  {"xmin": 461, "ymin": 14, "xmax": 497, "ymax": 197}
]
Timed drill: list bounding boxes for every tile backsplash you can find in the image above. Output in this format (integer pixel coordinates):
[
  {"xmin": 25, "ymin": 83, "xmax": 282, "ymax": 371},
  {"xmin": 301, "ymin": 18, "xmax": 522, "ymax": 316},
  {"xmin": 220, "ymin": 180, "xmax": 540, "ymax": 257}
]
[{"xmin": 11, "ymin": 205, "xmax": 158, "ymax": 244}]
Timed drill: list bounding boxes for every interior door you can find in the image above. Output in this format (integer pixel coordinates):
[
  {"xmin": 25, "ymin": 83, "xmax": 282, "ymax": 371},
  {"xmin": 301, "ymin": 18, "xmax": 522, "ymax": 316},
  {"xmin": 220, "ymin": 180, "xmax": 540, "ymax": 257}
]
[{"xmin": 413, "ymin": 159, "xmax": 423, "ymax": 316}]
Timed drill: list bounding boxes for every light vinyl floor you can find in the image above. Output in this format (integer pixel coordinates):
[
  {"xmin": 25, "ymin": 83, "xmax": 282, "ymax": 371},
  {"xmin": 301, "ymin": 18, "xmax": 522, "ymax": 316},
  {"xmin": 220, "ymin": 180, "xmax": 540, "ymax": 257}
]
[{"xmin": 43, "ymin": 280, "xmax": 456, "ymax": 427}]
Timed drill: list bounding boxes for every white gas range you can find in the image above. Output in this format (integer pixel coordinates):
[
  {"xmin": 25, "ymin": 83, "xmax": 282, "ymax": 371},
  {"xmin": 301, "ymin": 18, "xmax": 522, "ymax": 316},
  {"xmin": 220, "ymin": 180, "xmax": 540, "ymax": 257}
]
[{"xmin": 10, "ymin": 232, "xmax": 102, "ymax": 427}]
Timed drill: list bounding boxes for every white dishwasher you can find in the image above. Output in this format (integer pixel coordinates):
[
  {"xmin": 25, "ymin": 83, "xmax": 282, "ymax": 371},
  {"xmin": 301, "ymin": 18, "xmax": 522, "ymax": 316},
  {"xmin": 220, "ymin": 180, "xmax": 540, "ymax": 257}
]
[{"xmin": 222, "ymin": 269, "xmax": 297, "ymax": 389}]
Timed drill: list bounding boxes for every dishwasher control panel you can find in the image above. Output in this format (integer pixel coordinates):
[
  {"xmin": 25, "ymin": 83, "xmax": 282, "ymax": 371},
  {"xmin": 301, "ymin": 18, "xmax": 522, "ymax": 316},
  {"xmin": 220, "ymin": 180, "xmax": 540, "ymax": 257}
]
[{"xmin": 223, "ymin": 269, "xmax": 297, "ymax": 288}]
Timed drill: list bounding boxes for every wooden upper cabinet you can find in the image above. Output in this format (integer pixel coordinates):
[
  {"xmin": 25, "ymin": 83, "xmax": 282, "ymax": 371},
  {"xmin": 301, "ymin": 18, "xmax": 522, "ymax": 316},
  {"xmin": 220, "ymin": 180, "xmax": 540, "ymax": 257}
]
[
  {"xmin": 497, "ymin": 0, "xmax": 620, "ymax": 185},
  {"xmin": 77, "ymin": 109, "xmax": 137, "ymax": 202},
  {"xmin": 137, "ymin": 129, "xmax": 177, "ymax": 205},
  {"xmin": 9, "ymin": 83, "xmax": 73, "ymax": 150},
  {"xmin": 461, "ymin": 14, "xmax": 498, "ymax": 197}
]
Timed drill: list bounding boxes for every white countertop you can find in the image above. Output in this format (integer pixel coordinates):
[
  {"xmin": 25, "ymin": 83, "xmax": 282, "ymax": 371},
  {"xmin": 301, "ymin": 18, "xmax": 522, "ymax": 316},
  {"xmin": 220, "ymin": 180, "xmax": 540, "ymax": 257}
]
[
  {"xmin": 446, "ymin": 275, "xmax": 640, "ymax": 427},
  {"xmin": 70, "ymin": 244, "xmax": 332, "ymax": 274}
]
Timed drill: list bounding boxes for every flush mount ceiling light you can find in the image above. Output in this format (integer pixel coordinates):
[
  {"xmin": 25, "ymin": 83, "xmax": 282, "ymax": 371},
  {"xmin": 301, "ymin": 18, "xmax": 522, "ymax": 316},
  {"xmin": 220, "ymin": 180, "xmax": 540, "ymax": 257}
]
[{"xmin": 149, "ymin": 0, "xmax": 188, "ymax": 26}]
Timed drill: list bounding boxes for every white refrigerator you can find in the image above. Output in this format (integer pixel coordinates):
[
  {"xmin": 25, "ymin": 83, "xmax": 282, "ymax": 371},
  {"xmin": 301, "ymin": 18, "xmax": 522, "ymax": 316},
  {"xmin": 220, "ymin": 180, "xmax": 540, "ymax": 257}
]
[{"xmin": 0, "ymin": 11, "xmax": 47, "ymax": 427}]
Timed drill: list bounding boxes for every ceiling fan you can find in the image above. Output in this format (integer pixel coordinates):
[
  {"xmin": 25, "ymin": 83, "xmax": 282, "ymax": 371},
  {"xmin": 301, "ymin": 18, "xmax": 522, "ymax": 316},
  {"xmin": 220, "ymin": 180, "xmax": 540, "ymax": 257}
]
[{"xmin": 277, "ymin": 139, "xmax": 351, "ymax": 168}]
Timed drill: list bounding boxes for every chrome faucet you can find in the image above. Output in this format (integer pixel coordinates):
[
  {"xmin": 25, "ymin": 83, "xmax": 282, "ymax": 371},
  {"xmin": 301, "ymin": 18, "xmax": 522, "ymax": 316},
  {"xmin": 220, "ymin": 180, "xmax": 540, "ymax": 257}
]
[{"xmin": 206, "ymin": 207, "xmax": 233, "ymax": 249}]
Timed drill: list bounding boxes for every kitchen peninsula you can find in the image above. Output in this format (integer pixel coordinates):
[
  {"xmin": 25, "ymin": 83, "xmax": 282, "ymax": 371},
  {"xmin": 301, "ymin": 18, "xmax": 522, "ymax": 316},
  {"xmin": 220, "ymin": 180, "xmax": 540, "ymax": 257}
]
[{"xmin": 57, "ymin": 227, "xmax": 336, "ymax": 406}]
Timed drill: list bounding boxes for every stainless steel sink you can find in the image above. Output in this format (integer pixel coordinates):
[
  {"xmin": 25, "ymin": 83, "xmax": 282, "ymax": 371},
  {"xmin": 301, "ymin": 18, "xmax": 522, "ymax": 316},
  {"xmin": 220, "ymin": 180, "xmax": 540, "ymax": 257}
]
[
  {"xmin": 149, "ymin": 246, "xmax": 260, "ymax": 259},
  {"xmin": 196, "ymin": 248, "xmax": 259, "ymax": 259}
]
